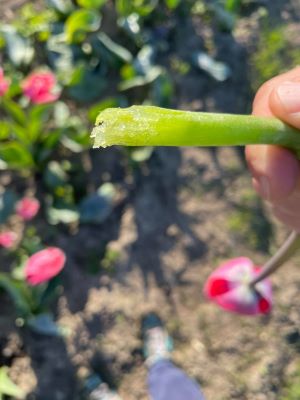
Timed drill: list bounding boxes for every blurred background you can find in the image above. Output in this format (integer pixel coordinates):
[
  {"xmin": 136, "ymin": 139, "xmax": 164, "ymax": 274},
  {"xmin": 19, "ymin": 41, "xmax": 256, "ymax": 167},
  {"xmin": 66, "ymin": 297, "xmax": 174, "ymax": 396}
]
[{"xmin": 1, "ymin": 0, "xmax": 300, "ymax": 399}]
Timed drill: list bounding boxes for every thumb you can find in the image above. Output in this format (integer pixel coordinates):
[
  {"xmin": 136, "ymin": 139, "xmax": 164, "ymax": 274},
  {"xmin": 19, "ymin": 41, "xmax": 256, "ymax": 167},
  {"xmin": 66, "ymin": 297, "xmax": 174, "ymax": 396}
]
[{"xmin": 269, "ymin": 80, "xmax": 300, "ymax": 128}]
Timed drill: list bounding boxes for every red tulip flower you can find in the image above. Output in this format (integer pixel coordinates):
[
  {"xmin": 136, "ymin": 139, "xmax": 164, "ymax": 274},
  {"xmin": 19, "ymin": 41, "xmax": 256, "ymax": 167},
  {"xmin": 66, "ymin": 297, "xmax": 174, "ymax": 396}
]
[
  {"xmin": 25, "ymin": 247, "xmax": 66, "ymax": 286},
  {"xmin": 0, "ymin": 67, "xmax": 10, "ymax": 96},
  {"xmin": 204, "ymin": 257, "xmax": 272, "ymax": 315},
  {"xmin": 16, "ymin": 197, "xmax": 40, "ymax": 221},
  {"xmin": 22, "ymin": 72, "xmax": 60, "ymax": 104},
  {"xmin": 0, "ymin": 231, "xmax": 17, "ymax": 248}
]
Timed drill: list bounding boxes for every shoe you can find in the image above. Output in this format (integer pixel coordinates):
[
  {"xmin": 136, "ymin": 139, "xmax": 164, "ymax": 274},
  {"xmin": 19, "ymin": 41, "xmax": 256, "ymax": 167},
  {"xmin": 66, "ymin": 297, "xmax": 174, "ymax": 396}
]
[
  {"xmin": 84, "ymin": 374, "xmax": 122, "ymax": 400},
  {"xmin": 141, "ymin": 312, "xmax": 173, "ymax": 367}
]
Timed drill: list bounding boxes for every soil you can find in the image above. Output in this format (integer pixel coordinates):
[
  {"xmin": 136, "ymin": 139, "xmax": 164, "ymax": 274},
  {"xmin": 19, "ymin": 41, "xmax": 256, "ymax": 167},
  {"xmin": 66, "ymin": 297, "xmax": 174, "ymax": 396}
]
[{"xmin": 1, "ymin": 1, "xmax": 300, "ymax": 400}]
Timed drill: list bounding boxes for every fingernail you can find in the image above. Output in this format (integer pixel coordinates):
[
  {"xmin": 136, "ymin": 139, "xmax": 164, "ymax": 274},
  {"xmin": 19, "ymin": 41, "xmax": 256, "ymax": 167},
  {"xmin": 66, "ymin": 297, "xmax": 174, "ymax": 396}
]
[
  {"xmin": 258, "ymin": 176, "xmax": 270, "ymax": 200},
  {"xmin": 276, "ymin": 81, "xmax": 300, "ymax": 114}
]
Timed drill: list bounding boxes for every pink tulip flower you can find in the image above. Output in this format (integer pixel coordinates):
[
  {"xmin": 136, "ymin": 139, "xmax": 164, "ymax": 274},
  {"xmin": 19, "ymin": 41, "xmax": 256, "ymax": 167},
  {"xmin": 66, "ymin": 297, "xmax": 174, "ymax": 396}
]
[
  {"xmin": 204, "ymin": 257, "xmax": 272, "ymax": 315},
  {"xmin": 16, "ymin": 197, "xmax": 40, "ymax": 221},
  {"xmin": 25, "ymin": 247, "xmax": 66, "ymax": 286},
  {"xmin": 0, "ymin": 231, "xmax": 17, "ymax": 248},
  {"xmin": 0, "ymin": 67, "xmax": 10, "ymax": 96},
  {"xmin": 22, "ymin": 72, "xmax": 60, "ymax": 104}
]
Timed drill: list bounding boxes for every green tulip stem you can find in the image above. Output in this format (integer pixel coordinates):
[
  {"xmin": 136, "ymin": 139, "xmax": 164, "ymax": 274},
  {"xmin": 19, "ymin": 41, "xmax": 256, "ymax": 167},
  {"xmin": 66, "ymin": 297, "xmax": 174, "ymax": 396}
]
[
  {"xmin": 91, "ymin": 106, "xmax": 300, "ymax": 158},
  {"xmin": 250, "ymin": 230, "xmax": 300, "ymax": 287}
]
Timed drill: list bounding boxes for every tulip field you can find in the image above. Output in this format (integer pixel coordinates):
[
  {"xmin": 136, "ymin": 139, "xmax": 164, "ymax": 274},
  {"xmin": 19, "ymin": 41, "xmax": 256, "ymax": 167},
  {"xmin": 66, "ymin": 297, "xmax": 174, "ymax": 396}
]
[{"xmin": 1, "ymin": 1, "xmax": 300, "ymax": 399}]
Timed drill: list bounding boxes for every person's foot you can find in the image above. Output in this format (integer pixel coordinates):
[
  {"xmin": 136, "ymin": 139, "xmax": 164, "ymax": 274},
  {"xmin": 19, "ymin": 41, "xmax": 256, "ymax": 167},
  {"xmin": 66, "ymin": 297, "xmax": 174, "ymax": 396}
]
[
  {"xmin": 141, "ymin": 312, "xmax": 173, "ymax": 367},
  {"xmin": 84, "ymin": 374, "xmax": 122, "ymax": 400}
]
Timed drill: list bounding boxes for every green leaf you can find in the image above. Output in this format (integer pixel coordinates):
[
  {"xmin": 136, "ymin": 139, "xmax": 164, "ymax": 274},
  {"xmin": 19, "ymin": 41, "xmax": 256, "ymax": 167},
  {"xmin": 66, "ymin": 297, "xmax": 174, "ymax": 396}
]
[
  {"xmin": 225, "ymin": 0, "xmax": 241, "ymax": 13},
  {"xmin": 53, "ymin": 102, "xmax": 70, "ymax": 127},
  {"xmin": 28, "ymin": 104, "xmax": 51, "ymax": 142},
  {"xmin": 44, "ymin": 161, "xmax": 68, "ymax": 189},
  {"xmin": 46, "ymin": 34, "xmax": 75, "ymax": 84},
  {"xmin": 65, "ymin": 9, "xmax": 101, "ymax": 43},
  {"xmin": 1, "ymin": 25, "xmax": 34, "ymax": 66},
  {"xmin": 28, "ymin": 313, "xmax": 63, "ymax": 336},
  {"xmin": 77, "ymin": 0, "xmax": 107, "ymax": 9},
  {"xmin": 47, "ymin": 207, "xmax": 79, "ymax": 224},
  {"xmin": 193, "ymin": 51, "xmax": 231, "ymax": 82},
  {"xmin": 0, "ymin": 190, "xmax": 17, "ymax": 223},
  {"xmin": 38, "ymin": 276, "xmax": 61, "ymax": 307},
  {"xmin": 0, "ymin": 274, "xmax": 32, "ymax": 318},
  {"xmin": 68, "ymin": 69, "xmax": 106, "ymax": 102},
  {"xmin": 46, "ymin": 0, "xmax": 74, "ymax": 14},
  {"xmin": 116, "ymin": 0, "xmax": 158, "ymax": 16},
  {"xmin": 2, "ymin": 98, "xmax": 26, "ymax": 126},
  {"xmin": 209, "ymin": 3, "xmax": 235, "ymax": 31},
  {"xmin": 165, "ymin": 0, "xmax": 180, "ymax": 9},
  {"xmin": 79, "ymin": 183, "xmax": 115, "ymax": 224},
  {"xmin": 0, "ymin": 142, "xmax": 34, "ymax": 169},
  {"xmin": 0, "ymin": 122, "xmax": 10, "ymax": 140},
  {"xmin": 11, "ymin": 123, "xmax": 30, "ymax": 145},
  {"xmin": 129, "ymin": 146, "xmax": 154, "ymax": 162},
  {"xmin": 119, "ymin": 66, "xmax": 162, "ymax": 90},
  {"xmin": 96, "ymin": 32, "xmax": 133, "ymax": 63},
  {"xmin": 0, "ymin": 367, "xmax": 25, "ymax": 399},
  {"xmin": 61, "ymin": 136, "xmax": 86, "ymax": 152},
  {"xmin": 88, "ymin": 98, "xmax": 120, "ymax": 122}
]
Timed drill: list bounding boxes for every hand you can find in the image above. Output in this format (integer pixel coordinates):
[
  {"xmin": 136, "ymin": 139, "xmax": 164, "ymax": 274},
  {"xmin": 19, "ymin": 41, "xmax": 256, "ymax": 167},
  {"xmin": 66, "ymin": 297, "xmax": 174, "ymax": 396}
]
[{"xmin": 246, "ymin": 67, "xmax": 300, "ymax": 231}]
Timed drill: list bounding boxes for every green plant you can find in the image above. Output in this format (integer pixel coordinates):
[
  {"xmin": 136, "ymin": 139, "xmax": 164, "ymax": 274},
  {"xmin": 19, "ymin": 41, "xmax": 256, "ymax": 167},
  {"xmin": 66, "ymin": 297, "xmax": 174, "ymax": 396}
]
[
  {"xmin": 281, "ymin": 363, "xmax": 300, "ymax": 400},
  {"xmin": 251, "ymin": 25, "xmax": 300, "ymax": 90},
  {"xmin": 0, "ymin": 367, "xmax": 24, "ymax": 400}
]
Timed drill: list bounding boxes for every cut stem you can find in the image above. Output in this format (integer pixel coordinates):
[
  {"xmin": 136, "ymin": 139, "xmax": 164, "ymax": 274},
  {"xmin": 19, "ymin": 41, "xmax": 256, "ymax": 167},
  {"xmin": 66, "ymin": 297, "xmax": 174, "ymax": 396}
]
[
  {"xmin": 250, "ymin": 230, "xmax": 300, "ymax": 287},
  {"xmin": 91, "ymin": 106, "xmax": 300, "ymax": 158}
]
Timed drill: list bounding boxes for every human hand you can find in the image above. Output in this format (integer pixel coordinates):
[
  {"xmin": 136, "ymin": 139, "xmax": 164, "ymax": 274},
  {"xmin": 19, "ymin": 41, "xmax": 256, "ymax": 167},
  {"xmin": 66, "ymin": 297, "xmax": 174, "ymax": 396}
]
[{"xmin": 246, "ymin": 67, "xmax": 300, "ymax": 231}]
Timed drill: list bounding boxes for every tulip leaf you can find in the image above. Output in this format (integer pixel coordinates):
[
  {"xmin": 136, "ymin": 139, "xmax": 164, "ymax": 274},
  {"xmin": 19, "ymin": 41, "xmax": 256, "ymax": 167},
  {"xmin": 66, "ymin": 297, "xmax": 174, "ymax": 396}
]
[
  {"xmin": 165, "ymin": 0, "xmax": 181, "ymax": 9},
  {"xmin": 28, "ymin": 105, "xmax": 52, "ymax": 142},
  {"xmin": 119, "ymin": 66, "xmax": 163, "ymax": 90},
  {"xmin": 116, "ymin": 0, "xmax": 158, "ymax": 16},
  {"xmin": 46, "ymin": 0, "xmax": 74, "ymax": 14},
  {"xmin": 1, "ymin": 26, "xmax": 34, "ymax": 66},
  {"xmin": 65, "ymin": 9, "xmax": 101, "ymax": 43},
  {"xmin": 88, "ymin": 98, "xmax": 120, "ymax": 123},
  {"xmin": 79, "ymin": 184, "xmax": 115, "ymax": 224},
  {"xmin": 2, "ymin": 98, "xmax": 26, "ymax": 126},
  {"xmin": 0, "ymin": 122, "xmax": 10, "ymax": 140},
  {"xmin": 0, "ymin": 142, "xmax": 34, "ymax": 169},
  {"xmin": 0, "ymin": 367, "xmax": 25, "ymax": 399},
  {"xmin": 0, "ymin": 190, "xmax": 17, "ymax": 223},
  {"xmin": 77, "ymin": 0, "xmax": 107, "ymax": 9},
  {"xmin": 96, "ymin": 32, "xmax": 133, "ymax": 63},
  {"xmin": 28, "ymin": 313, "xmax": 62, "ymax": 336},
  {"xmin": 47, "ymin": 207, "xmax": 79, "ymax": 225},
  {"xmin": 68, "ymin": 69, "xmax": 106, "ymax": 102},
  {"xmin": 53, "ymin": 101, "xmax": 70, "ymax": 127},
  {"xmin": 44, "ymin": 161, "xmax": 68, "ymax": 189},
  {"xmin": 0, "ymin": 274, "xmax": 32, "ymax": 317},
  {"xmin": 128, "ymin": 146, "xmax": 154, "ymax": 162},
  {"xmin": 193, "ymin": 51, "xmax": 231, "ymax": 82}
]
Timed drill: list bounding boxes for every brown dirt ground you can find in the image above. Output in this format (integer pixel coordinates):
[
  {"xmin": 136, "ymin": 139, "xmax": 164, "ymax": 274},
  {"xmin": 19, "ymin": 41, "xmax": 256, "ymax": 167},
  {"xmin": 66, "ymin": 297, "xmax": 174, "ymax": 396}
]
[{"xmin": 1, "ymin": 1, "xmax": 300, "ymax": 399}]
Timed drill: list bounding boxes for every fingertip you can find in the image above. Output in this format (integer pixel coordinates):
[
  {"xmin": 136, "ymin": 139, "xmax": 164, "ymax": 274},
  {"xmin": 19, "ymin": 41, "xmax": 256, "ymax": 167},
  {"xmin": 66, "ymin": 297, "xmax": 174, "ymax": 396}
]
[
  {"xmin": 246, "ymin": 144, "xmax": 300, "ymax": 202},
  {"xmin": 269, "ymin": 81, "xmax": 300, "ymax": 128}
]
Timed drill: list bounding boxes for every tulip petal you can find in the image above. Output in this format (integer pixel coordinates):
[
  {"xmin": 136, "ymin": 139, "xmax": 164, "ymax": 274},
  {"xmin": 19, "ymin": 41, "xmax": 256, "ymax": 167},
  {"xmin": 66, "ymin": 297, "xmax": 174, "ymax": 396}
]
[
  {"xmin": 25, "ymin": 247, "xmax": 66, "ymax": 286},
  {"xmin": 0, "ymin": 231, "xmax": 17, "ymax": 248},
  {"xmin": 204, "ymin": 257, "xmax": 272, "ymax": 316},
  {"xmin": 22, "ymin": 72, "xmax": 60, "ymax": 104},
  {"xmin": 16, "ymin": 197, "xmax": 40, "ymax": 220}
]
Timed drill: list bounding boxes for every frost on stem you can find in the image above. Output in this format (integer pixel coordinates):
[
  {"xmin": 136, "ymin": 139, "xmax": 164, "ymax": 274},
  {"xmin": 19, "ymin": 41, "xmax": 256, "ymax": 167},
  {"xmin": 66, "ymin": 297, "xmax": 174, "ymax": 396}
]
[
  {"xmin": 91, "ymin": 120, "xmax": 107, "ymax": 148},
  {"xmin": 91, "ymin": 106, "xmax": 158, "ymax": 148}
]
